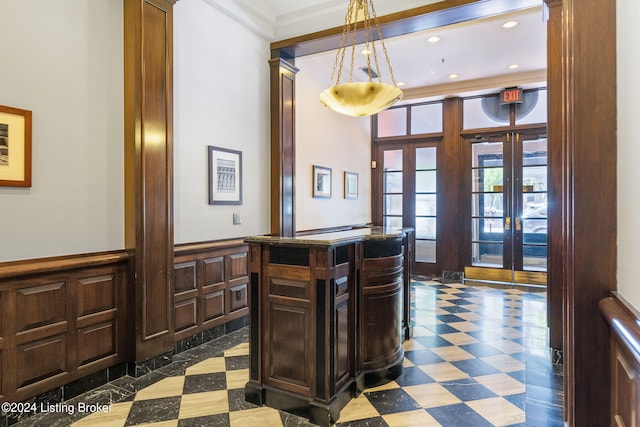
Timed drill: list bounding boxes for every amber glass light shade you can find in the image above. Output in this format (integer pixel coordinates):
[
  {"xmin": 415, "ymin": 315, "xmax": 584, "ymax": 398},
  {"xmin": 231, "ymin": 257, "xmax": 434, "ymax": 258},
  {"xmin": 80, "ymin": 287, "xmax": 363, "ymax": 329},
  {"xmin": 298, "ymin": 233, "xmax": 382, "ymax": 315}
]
[{"xmin": 320, "ymin": 82, "xmax": 403, "ymax": 117}]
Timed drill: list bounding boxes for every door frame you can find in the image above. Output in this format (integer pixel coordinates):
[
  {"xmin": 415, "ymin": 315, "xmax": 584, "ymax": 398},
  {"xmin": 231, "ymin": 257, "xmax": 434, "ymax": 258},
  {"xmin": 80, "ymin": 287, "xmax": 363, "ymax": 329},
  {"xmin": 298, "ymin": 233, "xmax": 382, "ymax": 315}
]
[
  {"xmin": 269, "ymin": 1, "xmax": 618, "ymax": 424},
  {"xmin": 373, "ymin": 138, "xmax": 442, "ymax": 276},
  {"xmin": 461, "ymin": 127, "xmax": 548, "ymax": 286}
]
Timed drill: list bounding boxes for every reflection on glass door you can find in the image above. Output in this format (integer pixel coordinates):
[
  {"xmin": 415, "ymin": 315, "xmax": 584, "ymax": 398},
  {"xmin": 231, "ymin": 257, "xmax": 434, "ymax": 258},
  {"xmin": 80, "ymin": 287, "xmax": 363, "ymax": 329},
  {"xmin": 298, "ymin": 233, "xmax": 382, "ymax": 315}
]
[{"xmin": 467, "ymin": 132, "xmax": 547, "ymax": 286}]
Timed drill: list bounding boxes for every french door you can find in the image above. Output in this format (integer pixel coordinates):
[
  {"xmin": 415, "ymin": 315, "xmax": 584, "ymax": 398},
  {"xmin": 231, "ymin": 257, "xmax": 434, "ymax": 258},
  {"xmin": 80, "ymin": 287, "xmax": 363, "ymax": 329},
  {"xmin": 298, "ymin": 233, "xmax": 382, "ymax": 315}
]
[
  {"xmin": 464, "ymin": 130, "xmax": 548, "ymax": 286},
  {"xmin": 376, "ymin": 141, "xmax": 440, "ymax": 275}
]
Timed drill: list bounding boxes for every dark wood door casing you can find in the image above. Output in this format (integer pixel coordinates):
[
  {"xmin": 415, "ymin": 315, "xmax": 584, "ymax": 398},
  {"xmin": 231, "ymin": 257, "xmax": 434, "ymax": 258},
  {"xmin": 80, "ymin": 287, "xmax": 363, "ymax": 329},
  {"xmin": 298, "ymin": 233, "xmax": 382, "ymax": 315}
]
[
  {"xmin": 124, "ymin": 0, "xmax": 177, "ymax": 362},
  {"xmin": 270, "ymin": 0, "xmax": 618, "ymax": 424},
  {"xmin": 544, "ymin": 0, "xmax": 617, "ymax": 425}
]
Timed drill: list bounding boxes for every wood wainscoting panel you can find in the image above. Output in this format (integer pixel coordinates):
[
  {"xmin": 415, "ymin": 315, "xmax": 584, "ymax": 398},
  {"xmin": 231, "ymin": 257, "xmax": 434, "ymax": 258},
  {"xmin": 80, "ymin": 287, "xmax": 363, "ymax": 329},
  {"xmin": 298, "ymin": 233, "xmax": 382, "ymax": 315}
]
[
  {"xmin": 228, "ymin": 284, "xmax": 247, "ymax": 313},
  {"xmin": 77, "ymin": 274, "xmax": 116, "ymax": 317},
  {"xmin": 0, "ymin": 251, "xmax": 129, "ymax": 403},
  {"xmin": 203, "ymin": 290, "xmax": 225, "ymax": 322},
  {"xmin": 77, "ymin": 322, "xmax": 116, "ymax": 366},
  {"xmin": 173, "ymin": 240, "xmax": 249, "ymax": 342},
  {"xmin": 174, "ymin": 261, "xmax": 196, "ymax": 294},
  {"xmin": 203, "ymin": 256, "xmax": 225, "ymax": 286},
  {"xmin": 600, "ymin": 295, "xmax": 640, "ymax": 427},
  {"xmin": 174, "ymin": 298, "xmax": 197, "ymax": 332},
  {"xmin": 229, "ymin": 253, "xmax": 248, "ymax": 281},
  {"xmin": 16, "ymin": 334, "xmax": 67, "ymax": 389},
  {"xmin": 15, "ymin": 282, "xmax": 66, "ymax": 332}
]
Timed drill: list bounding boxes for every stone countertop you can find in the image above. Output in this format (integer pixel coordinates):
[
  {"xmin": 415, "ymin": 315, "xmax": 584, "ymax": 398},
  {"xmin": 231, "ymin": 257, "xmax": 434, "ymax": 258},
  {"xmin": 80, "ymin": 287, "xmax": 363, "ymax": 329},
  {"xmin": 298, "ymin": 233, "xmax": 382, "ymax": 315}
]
[{"xmin": 245, "ymin": 227, "xmax": 411, "ymax": 247}]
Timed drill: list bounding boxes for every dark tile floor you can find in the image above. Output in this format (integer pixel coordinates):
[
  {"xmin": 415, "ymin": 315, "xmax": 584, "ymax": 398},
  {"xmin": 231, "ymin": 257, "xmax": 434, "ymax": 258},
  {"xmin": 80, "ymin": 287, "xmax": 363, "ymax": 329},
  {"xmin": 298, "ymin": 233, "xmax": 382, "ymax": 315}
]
[{"xmin": 14, "ymin": 280, "xmax": 564, "ymax": 426}]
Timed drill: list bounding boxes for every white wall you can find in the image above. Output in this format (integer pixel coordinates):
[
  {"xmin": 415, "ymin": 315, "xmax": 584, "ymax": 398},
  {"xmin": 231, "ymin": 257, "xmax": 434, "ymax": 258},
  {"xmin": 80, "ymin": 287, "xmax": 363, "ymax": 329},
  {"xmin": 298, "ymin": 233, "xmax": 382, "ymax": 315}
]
[
  {"xmin": 173, "ymin": 0, "xmax": 271, "ymax": 243},
  {"xmin": 617, "ymin": 0, "xmax": 640, "ymax": 310},
  {"xmin": 295, "ymin": 58, "xmax": 372, "ymax": 231},
  {"xmin": 0, "ymin": 1, "xmax": 124, "ymax": 262}
]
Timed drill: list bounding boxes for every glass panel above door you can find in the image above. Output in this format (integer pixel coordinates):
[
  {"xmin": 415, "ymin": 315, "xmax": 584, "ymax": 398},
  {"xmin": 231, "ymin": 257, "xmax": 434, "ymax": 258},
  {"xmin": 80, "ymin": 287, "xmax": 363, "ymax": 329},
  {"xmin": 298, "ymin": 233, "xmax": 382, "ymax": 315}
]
[
  {"xmin": 377, "ymin": 108, "xmax": 407, "ymax": 137},
  {"xmin": 411, "ymin": 103, "xmax": 443, "ymax": 134}
]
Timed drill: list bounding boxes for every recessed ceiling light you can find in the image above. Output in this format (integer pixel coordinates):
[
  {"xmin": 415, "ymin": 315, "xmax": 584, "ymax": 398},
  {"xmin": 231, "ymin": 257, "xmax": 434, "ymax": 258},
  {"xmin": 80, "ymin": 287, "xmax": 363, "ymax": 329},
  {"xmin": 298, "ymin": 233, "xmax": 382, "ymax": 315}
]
[
  {"xmin": 427, "ymin": 36, "xmax": 440, "ymax": 43},
  {"xmin": 397, "ymin": 81, "xmax": 406, "ymax": 87},
  {"xmin": 508, "ymin": 64, "xmax": 520, "ymax": 70},
  {"xmin": 448, "ymin": 73, "xmax": 459, "ymax": 79},
  {"xmin": 361, "ymin": 49, "xmax": 371, "ymax": 55},
  {"xmin": 502, "ymin": 20, "xmax": 518, "ymax": 29}
]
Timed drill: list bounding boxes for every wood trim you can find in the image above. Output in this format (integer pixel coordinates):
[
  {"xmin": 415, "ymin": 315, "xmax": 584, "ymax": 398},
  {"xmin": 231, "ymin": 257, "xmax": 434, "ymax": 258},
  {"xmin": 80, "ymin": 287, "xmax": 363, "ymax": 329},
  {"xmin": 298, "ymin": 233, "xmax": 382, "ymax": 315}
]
[
  {"xmin": 174, "ymin": 238, "xmax": 248, "ymax": 256},
  {"xmin": 271, "ymin": 0, "xmax": 541, "ymax": 57},
  {"xmin": 0, "ymin": 251, "xmax": 129, "ymax": 280},
  {"xmin": 558, "ymin": 0, "xmax": 617, "ymax": 425},
  {"xmin": 295, "ymin": 224, "xmax": 372, "ymax": 236},
  {"xmin": 600, "ymin": 296, "xmax": 640, "ymax": 427},
  {"xmin": 269, "ymin": 58, "xmax": 298, "ymax": 237},
  {"xmin": 124, "ymin": 0, "xmax": 176, "ymax": 362},
  {"xmin": 545, "ymin": 0, "xmax": 563, "ymax": 352},
  {"xmin": 440, "ymin": 98, "xmax": 463, "ymax": 272}
]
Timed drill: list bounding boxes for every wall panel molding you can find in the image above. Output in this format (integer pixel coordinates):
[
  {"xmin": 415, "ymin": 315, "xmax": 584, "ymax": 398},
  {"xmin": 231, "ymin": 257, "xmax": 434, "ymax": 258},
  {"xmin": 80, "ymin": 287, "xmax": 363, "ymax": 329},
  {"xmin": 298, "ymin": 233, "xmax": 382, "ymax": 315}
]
[{"xmin": 0, "ymin": 251, "xmax": 129, "ymax": 403}]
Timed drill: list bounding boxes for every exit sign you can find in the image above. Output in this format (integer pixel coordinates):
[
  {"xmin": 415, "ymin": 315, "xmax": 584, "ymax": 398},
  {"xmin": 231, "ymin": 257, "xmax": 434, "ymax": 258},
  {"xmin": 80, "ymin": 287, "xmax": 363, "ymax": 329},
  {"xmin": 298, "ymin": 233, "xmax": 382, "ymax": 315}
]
[{"xmin": 500, "ymin": 87, "xmax": 523, "ymax": 104}]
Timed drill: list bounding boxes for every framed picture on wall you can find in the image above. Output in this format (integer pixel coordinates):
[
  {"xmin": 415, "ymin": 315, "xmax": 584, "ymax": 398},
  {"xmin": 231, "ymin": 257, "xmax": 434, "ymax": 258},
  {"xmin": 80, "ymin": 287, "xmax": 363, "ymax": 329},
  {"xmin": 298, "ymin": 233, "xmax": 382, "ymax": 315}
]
[
  {"xmin": 344, "ymin": 171, "xmax": 358, "ymax": 199},
  {"xmin": 313, "ymin": 165, "xmax": 332, "ymax": 198},
  {"xmin": 208, "ymin": 146, "xmax": 242, "ymax": 205},
  {"xmin": 0, "ymin": 105, "xmax": 32, "ymax": 187}
]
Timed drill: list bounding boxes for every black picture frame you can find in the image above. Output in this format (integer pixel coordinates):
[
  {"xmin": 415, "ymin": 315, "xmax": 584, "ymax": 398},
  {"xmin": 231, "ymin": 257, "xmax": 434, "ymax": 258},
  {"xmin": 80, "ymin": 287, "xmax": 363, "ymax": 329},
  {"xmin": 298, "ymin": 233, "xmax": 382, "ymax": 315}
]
[
  {"xmin": 208, "ymin": 145, "xmax": 242, "ymax": 205},
  {"xmin": 313, "ymin": 165, "xmax": 332, "ymax": 198}
]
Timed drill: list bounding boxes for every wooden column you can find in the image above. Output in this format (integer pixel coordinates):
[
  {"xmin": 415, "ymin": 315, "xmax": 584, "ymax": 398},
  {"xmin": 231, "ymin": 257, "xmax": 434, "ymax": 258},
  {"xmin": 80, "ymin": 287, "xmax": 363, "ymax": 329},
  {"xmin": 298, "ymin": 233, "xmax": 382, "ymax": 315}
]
[
  {"xmin": 545, "ymin": 0, "xmax": 563, "ymax": 354},
  {"xmin": 546, "ymin": 0, "xmax": 618, "ymax": 424},
  {"xmin": 124, "ymin": 0, "xmax": 176, "ymax": 362},
  {"xmin": 441, "ymin": 97, "xmax": 463, "ymax": 272},
  {"xmin": 269, "ymin": 57, "xmax": 298, "ymax": 237}
]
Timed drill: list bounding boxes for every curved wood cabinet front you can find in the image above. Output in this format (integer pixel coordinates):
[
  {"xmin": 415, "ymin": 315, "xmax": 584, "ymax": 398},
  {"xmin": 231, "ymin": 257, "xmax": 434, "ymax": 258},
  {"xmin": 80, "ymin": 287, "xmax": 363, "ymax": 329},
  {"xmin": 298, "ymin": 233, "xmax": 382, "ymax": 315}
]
[
  {"xmin": 360, "ymin": 238, "xmax": 404, "ymax": 386},
  {"xmin": 244, "ymin": 228, "xmax": 406, "ymax": 427}
]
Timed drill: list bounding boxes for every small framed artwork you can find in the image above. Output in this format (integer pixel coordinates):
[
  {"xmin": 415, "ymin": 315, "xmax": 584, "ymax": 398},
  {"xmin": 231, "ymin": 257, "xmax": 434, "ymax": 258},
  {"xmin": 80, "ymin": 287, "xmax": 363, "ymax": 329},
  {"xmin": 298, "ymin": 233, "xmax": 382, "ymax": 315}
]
[
  {"xmin": 313, "ymin": 165, "xmax": 332, "ymax": 198},
  {"xmin": 208, "ymin": 146, "xmax": 242, "ymax": 205},
  {"xmin": 344, "ymin": 171, "xmax": 358, "ymax": 199},
  {"xmin": 0, "ymin": 105, "xmax": 32, "ymax": 187}
]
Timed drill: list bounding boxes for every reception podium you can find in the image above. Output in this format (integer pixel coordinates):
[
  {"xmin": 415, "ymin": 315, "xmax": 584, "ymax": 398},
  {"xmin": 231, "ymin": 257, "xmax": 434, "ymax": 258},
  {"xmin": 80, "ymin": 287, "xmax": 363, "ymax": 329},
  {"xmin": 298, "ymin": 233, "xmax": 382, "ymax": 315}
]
[{"xmin": 244, "ymin": 227, "xmax": 410, "ymax": 426}]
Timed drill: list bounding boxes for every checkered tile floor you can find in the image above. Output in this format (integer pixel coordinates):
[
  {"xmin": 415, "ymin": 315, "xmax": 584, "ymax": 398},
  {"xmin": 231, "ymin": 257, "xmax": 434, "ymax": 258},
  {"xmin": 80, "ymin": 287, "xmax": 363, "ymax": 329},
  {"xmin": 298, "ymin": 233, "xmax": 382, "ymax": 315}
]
[{"xmin": 16, "ymin": 280, "xmax": 564, "ymax": 426}]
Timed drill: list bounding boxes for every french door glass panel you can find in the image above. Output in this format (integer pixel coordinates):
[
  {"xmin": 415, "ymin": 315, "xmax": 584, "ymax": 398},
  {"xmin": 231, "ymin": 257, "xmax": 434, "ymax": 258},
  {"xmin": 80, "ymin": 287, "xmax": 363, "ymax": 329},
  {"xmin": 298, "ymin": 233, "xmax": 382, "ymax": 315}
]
[
  {"xmin": 415, "ymin": 147, "xmax": 437, "ymax": 263},
  {"xmin": 470, "ymin": 134, "xmax": 548, "ymax": 273},
  {"xmin": 383, "ymin": 150, "xmax": 403, "ymax": 231},
  {"xmin": 521, "ymin": 138, "xmax": 548, "ymax": 271},
  {"xmin": 381, "ymin": 145, "xmax": 438, "ymax": 266},
  {"xmin": 471, "ymin": 142, "xmax": 505, "ymax": 267}
]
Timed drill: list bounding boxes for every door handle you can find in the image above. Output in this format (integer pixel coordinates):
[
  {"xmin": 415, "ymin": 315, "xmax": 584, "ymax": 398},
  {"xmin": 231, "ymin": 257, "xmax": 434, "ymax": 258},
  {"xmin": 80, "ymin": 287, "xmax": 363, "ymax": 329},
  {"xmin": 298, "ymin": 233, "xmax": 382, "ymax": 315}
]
[
  {"xmin": 515, "ymin": 217, "xmax": 522, "ymax": 231},
  {"xmin": 505, "ymin": 217, "xmax": 511, "ymax": 231}
]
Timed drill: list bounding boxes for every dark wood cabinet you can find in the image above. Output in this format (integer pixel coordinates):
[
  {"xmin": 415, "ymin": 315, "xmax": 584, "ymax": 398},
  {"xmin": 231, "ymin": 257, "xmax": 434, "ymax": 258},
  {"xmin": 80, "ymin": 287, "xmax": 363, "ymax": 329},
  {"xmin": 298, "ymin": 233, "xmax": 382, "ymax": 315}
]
[{"xmin": 245, "ymin": 228, "xmax": 406, "ymax": 426}]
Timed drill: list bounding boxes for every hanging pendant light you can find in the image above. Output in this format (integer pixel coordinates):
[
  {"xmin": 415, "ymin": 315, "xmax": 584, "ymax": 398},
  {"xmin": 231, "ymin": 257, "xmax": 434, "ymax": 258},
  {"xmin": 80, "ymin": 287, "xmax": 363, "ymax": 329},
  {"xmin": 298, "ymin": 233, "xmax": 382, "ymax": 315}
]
[{"xmin": 320, "ymin": 0, "xmax": 403, "ymax": 117}]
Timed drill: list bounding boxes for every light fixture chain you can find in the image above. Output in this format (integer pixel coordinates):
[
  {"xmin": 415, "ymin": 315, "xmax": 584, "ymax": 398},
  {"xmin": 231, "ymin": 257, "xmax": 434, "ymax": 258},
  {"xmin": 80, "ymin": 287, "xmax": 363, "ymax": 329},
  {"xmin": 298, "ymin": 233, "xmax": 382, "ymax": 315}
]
[
  {"xmin": 331, "ymin": 0, "xmax": 357, "ymax": 86},
  {"xmin": 364, "ymin": 0, "xmax": 382, "ymax": 83},
  {"xmin": 370, "ymin": 0, "xmax": 398, "ymax": 86},
  {"xmin": 348, "ymin": 2, "xmax": 360, "ymax": 83},
  {"xmin": 319, "ymin": 0, "xmax": 403, "ymax": 117}
]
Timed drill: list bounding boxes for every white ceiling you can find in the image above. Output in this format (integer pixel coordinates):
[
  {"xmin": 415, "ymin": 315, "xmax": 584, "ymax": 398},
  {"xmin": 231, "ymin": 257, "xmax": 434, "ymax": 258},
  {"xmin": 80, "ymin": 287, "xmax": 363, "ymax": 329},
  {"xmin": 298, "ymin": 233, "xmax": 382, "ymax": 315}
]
[{"xmin": 263, "ymin": 1, "xmax": 547, "ymax": 101}]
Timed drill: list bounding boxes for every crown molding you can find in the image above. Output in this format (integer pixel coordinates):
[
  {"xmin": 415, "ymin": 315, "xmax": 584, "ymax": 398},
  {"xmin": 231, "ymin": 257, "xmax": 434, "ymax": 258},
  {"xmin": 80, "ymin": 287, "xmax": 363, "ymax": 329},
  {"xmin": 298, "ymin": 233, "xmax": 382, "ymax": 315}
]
[{"xmin": 201, "ymin": 0, "xmax": 275, "ymax": 40}]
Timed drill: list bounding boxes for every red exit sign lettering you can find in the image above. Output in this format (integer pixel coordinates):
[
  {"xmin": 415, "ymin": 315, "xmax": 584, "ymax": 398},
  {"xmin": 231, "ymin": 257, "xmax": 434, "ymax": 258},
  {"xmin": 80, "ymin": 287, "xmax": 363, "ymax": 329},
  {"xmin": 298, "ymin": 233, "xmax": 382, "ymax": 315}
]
[{"xmin": 500, "ymin": 87, "xmax": 523, "ymax": 104}]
